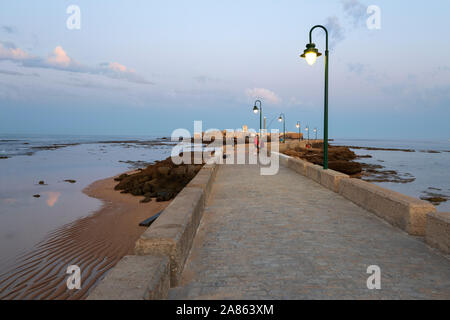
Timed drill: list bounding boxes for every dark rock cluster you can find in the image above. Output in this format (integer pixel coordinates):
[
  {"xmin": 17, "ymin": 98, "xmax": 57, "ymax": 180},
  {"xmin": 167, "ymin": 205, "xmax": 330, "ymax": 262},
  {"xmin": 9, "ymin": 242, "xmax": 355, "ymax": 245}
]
[
  {"xmin": 284, "ymin": 143, "xmax": 362, "ymax": 176},
  {"xmin": 114, "ymin": 155, "xmax": 203, "ymax": 203}
]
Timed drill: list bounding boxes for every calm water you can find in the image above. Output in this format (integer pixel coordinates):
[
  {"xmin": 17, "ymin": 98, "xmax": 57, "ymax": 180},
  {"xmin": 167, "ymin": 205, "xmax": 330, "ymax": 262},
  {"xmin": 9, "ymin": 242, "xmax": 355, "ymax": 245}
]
[
  {"xmin": 332, "ymin": 139, "xmax": 450, "ymax": 212},
  {"xmin": 0, "ymin": 134, "xmax": 175, "ymax": 270}
]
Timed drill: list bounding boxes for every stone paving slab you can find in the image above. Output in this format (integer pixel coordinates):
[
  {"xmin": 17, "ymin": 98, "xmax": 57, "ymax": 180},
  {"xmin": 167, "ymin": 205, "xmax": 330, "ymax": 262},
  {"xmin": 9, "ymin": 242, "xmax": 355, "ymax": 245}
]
[{"xmin": 169, "ymin": 164, "xmax": 450, "ymax": 299}]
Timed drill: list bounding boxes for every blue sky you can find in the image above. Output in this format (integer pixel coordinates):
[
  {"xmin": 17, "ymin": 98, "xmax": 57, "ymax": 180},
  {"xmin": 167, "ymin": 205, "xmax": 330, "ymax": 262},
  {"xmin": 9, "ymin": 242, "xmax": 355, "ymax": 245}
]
[{"xmin": 0, "ymin": 1, "xmax": 449, "ymax": 139}]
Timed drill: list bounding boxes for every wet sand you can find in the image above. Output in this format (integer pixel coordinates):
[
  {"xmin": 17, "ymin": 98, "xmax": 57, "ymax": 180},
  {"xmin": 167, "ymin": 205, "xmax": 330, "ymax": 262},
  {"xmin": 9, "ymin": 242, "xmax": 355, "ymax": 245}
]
[{"xmin": 0, "ymin": 173, "xmax": 170, "ymax": 300}]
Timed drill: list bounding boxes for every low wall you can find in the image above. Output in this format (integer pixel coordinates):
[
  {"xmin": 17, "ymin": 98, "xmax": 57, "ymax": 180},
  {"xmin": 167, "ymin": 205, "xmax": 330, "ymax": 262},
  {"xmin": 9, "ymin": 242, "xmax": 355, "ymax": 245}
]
[
  {"xmin": 275, "ymin": 152, "xmax": 436, "ymax": 236},
  {"xmin": 87, "ymin": 161, "xmax": 219, "ymax": 299},
  {"xmin": 338, "ymin": 179, "xmax": 435, "ymax": 236},
  {"xmin": 134, "ymin": 163, "xmax": 218, "ymax": 286},
  {"xmin": 276, "ymin": 152, "xmax": 349, "ymax": 193},
  {"xmin": 88, "ymin": 255, "xmax": 170, "ymax": 300},
  {"xmin": 426, "ymin": 212, "xmax": 450, "ymax": 253}
]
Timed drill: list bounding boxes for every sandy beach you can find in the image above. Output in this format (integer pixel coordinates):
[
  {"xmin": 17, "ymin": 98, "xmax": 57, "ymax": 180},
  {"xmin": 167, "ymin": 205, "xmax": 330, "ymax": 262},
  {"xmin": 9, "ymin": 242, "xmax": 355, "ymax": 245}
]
[{"xmin": 0, "ymin": 172, "xmax": 170, "ymax": 300}]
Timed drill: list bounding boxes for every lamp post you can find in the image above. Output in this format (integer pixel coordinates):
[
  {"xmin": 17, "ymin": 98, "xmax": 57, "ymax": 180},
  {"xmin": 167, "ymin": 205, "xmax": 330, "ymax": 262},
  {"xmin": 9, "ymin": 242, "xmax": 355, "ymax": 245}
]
[
  {"xmin": 300, "ymin": 25, "xmax": 329, "ymax": 169},
  {"xmin": 296, "ymin": 121, "xmax": 301, "ymax": 141},
  {"xmin": 252, "ymin": 100, "xmax": 262, "ymax": 133},
  {"xmin": 252, "ymin": 100, "xmax": 262, "ymax": 146},
  {"xmin": 314, "ymin": 128, "xmax": 317, "ymax": 140},
  {"xmin": 278, "ymin": 113, "xmax": 286, "ymax": 143},
  {"xmin": 305, "ymin": 126, "xmax": 309, "ymax": 142}
]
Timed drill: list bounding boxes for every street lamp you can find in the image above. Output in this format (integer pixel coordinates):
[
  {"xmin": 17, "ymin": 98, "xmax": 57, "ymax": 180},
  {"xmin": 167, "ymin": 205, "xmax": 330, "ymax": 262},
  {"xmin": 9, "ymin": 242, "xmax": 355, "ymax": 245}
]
[
  {"xmin": 300, "ymin": 25, "xmax": 329, "ymax": 169},
  {"xmin": 252, "ymin": 100, "xmax": 262, "ymax": 147},
  {"xmin": 305, "ymin": 126, "xmax": 309, "ymax": 142},
  {"xmin": 296, "ymin": 121, "xmax": 301, "ymax": 141},
  {"xmin": 314, "ymin": 128, "xmax": 317, "ymax": 140},
  {"xmin": 278, "ymin": 113, "xmax": 286, "ymax": 143}
]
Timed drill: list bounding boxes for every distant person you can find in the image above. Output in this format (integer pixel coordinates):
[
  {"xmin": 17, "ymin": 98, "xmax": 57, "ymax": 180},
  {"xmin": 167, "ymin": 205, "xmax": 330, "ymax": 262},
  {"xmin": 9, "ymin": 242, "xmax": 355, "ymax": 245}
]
[{"xmin": 254, "ymin": 135, "xmax": 259, "ymax": 153}]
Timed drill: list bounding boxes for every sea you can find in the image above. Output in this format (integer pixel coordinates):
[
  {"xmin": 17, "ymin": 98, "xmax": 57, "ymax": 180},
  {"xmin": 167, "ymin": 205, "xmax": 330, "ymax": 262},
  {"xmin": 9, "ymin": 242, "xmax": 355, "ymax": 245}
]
[
  {"xmin": 332, "ymin": 138, "xmax": 450, "ymax": 212},
  {"xmin": 0, "ymin": 134, "xmax": 176, "ymax": 270}
]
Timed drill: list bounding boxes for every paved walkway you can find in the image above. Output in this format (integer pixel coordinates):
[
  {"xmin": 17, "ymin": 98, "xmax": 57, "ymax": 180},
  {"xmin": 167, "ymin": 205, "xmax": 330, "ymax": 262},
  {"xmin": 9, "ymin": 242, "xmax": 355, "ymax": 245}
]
[{"xmin": 169, "ymin": 164, "xmax": 450, "ymax": 299}]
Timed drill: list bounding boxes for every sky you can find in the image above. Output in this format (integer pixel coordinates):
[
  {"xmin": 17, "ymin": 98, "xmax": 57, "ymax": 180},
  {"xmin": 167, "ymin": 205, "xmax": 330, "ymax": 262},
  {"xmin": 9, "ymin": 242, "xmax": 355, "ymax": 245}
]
[{"xmin": 0, "ymin": 0, "xmax": 449, "ymax": 139}]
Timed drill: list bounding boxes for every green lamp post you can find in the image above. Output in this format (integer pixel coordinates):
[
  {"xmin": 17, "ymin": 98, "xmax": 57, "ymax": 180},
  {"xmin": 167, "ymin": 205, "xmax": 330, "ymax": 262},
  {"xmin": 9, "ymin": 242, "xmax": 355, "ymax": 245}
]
[
  {"xmin": 278, "ymin": 113, "xmax": 286, "ymax": 143},
  {"xmin": 252, "ymin": 100, "xmax": 262, "ymax": 134},
  {"xmin": 300, "ymin": 25, "xmax": 329, "ymax": 169},
  {"xmin": 296, "ymin": 121, "xmax": 301, "ymax": 141}
]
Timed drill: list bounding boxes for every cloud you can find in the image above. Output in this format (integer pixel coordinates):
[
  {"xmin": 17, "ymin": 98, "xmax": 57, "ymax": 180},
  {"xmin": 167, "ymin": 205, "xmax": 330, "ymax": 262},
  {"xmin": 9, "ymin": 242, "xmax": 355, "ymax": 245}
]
[
  {"xmin": 194, "ymin": 75, "xmax": 221, "ymax": 84},
  {"xmin": 246, "ymin": 88, "xmax": 281, "ymax": 105},
  {"xmin": 98, "ymin": 62, "xmax": 153, "ymax": 84},
  {"xmin": 287, "ymin": 97, "xmax": 303, "ymax": 107},
  {"xmin": 47, "ymin": 46, "xmax": 72, "ymax": 67},
  {"xmin": 108, "ymin": 62, "xmax": 133, "ymax": 73},
  {"xmin": 324, "ymin": 16, "xmax": 345, "ymax": 47},
  {"xmin": 0, "ymin": 42, "xmax": 153, "ymax": 85},
  {"xmin": 342, "ymin": 0, "xmax": 367, "ymax": 27},
  {"xmin": 0, "ymin": 69, "xmax": 25, "ymax": 76},
  {"xmin": 319, "ymin": 1, "xmax": 369, "ymax": 49},
  {"xmin": 347, "ymin": 63, "xmax": 365, "ymax": 75},
  {"xmin": 1, "ymin": 25, "xmax": 16, "ymax": 34},
  {"xmin": 0, "ymin": 41, "xmax": 30, "ymax": 60}
]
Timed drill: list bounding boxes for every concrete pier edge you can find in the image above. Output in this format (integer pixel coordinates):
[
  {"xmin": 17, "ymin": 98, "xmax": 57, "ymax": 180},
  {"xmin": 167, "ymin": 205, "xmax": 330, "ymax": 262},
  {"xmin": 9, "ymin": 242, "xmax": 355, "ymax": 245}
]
[{"xmin": 87, "ymin": 159, "xmax": 219, "ymax": 300}]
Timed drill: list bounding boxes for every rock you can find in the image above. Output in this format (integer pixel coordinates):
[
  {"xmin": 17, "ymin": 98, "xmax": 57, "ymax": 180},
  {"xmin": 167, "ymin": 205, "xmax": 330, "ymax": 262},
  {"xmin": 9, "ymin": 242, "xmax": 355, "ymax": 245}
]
[
  {"xmin": 64, "ymin": 179, "xmax": 76, "ymax": 184},
  {"xmin": 171, "ymin": 166, "xmax": 186, "ymax": 176},
  {"xmin": 38, "ymin": 181, "xmax": 46, "ymax": 185},
  {"xmin": 420, "ymin": 196, "xmax": 447, "ymax": 205},
  {"xmin": 156, "ymin": 166, "xmax": 171, "ymax": 177},
  {"xmin": 33, "ymin": 194, "xmax": 41, "ymax": 198},
  {"xmin": 329, "ymin": 160, "xmax": 362, "ymax": 175},
  {"xmin": 114, "ymin": 155, "xmax": 204, "ymax": 202},
  {"xmin": 114, "ymin": 173, "xmax": 129, "ymax": 182},
  {"xmin": 156, "ymin": 191, "xmax": 172, "ymax": 202},
  {"xmin": 140, "ymin": 195, "xmax": 153, "ymax": 203},
  {"xmin": 0, "ymin": 156, "xmax": 8, "ymax": 159}
]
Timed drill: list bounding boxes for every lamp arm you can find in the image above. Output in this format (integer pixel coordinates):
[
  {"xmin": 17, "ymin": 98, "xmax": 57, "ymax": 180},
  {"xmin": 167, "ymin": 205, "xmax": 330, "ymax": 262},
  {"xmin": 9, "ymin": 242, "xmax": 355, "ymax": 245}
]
[{"xmin": 309, "ymin": 25, "xmax": 328, "ymax": 51}]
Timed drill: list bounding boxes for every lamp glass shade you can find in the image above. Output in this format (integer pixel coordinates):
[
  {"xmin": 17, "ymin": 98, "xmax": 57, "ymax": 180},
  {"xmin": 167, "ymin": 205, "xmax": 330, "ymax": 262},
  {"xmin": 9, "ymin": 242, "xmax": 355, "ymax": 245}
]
[
  {"xmin": 305, "ymin": 52, "xmax": 318, "ymax": 65},
  {"xmin": 296, "ymin": 124, "xmax": 300, "ymax": 128},
  {"xmin": 278, "ymin": 117, "xmax": 282, "ymax": 122},
  {"xmin": 300, "ymin": 43, "xmax": 322, "ymax": 66},
  {"xmin": 253, "ymin": 106, "xmax": 259, "ymax": 114}
]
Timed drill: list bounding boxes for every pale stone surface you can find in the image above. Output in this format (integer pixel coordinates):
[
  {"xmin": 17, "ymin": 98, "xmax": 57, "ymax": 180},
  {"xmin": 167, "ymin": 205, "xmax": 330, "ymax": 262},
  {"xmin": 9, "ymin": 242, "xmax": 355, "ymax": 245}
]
[
  {"xmin": 88, "ymin": 255, "xmax": 170, "ymax": 300},
  {"xmin": 186, "ymin": 167, "xmax": 216, "ymax": 203},
  {"xmin": 134, "ymin": 184, "xmax": 205, "ymax": 287},
  {"xmin": 287, "ymin": 157, "xmax": 306, "ymax": 176},
  {"xmin": 426, "ymin": 212, "xmax": 450, "ymax": 254},
  {"xmin": 169, "ymin": 164, "xmax": 450, "ymax": 300},
  {"xmin": 319, "ymin": 169, "xmax": 349, "ymax": 193},
  {"xmin": 277, "ymin": 152, "xmax": 290, "ymax": 167},
  {"xmin": 339, "ymin": 178, "xmax": 436, "ymax": 235},
  {"xmin": 305, "ymin": 163, "xmax": 322, "ymax": 184}
]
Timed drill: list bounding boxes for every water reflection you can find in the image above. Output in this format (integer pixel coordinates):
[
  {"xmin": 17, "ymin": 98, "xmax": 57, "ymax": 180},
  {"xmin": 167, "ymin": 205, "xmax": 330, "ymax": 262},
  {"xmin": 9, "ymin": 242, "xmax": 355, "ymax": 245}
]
[{"xmin": 44, "ymin": 191, "xmax": 61, "ymax": 207}]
